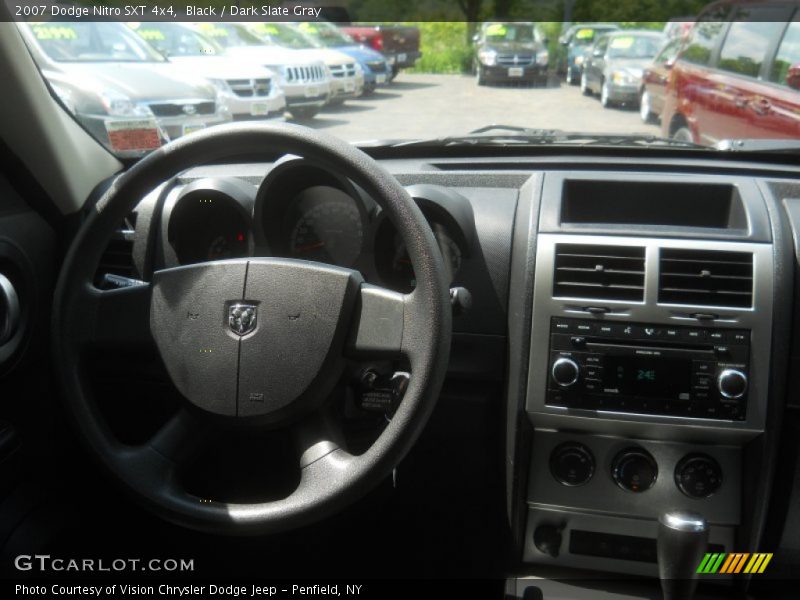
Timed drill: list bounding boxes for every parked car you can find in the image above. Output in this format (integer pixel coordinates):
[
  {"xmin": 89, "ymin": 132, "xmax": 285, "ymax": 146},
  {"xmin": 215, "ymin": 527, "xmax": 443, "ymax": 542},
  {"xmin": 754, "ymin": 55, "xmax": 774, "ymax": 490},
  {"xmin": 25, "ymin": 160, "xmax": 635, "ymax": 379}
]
[
  {"xmin": 128, "ymin": 22, "xmax": 285, "ymax": 122},
  {"xmin": 295, "ymin": 21, "xmax": 390, "ymax": 95},
  {"xmin": 661, "ymin": 1, "xmax": 800, "ymax": 144},
  {"xmin": 558, "ymin": 23, "xmax": 620, "ymax": 85},
  {"xmin": 192, "ymin": 22, "xmax": 330, "ymax": 121},
  {"xmin": 580, "ymin": 30, "xmax": 664, "ymax": 108},
  {"xmin": 340, "ymin": 24, "xmax": 421, "ymax": 80},
  {"xmin": 17, "ymin": 21, "xmax": 230, "ymax": 157},
  {"xmin": 473, "ymin": 22, "xmax": 549, "ymax": 87},
  {"xmin": 639, "ymin": 37, "xmax": 684, "ymax": 123},
  {"xmin": 245, "ymin": 22, "xmax": 363, "ymax": 106}
]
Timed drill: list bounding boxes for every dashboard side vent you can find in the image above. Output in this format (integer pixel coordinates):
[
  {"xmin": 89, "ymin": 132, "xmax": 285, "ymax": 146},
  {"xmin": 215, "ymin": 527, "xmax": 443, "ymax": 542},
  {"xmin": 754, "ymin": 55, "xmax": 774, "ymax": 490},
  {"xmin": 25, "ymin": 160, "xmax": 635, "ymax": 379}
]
[
  {"xmin": 96, "ymin": 214, "xmax": 137, "ymax": 281},
  {"xmin": 659, "ymin": 248, "xmax": 753, "ymax": 308},
  {"xmin": 553, "ymin": 244, "xmax": 645, "ymax": 301}
]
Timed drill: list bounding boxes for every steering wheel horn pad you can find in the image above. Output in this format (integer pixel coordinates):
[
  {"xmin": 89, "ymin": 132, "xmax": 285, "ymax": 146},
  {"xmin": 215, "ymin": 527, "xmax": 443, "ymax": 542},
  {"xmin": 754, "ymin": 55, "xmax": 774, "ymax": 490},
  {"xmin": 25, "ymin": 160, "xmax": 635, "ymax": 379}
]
[
  {"xmin": 52, "ymin": 122, "xmax": 451, "ymax": 535},
  {"xmin": 151, "ymin": 258, "xmax": 362, "ymax": 420}
]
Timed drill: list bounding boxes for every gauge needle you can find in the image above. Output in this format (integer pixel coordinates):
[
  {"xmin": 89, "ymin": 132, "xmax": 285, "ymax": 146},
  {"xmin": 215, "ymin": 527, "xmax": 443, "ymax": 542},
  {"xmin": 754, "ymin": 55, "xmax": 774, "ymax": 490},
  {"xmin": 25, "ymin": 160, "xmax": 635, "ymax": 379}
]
[{"xmin": 295, "ymin": 241, "xmax": 325, "ymax": 253}]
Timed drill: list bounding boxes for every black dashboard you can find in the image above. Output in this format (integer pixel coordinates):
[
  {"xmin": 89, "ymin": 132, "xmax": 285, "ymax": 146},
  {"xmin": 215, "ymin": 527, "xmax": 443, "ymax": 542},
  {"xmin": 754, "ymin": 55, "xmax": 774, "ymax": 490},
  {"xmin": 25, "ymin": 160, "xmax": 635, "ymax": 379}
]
[{"xmin": 91, "ymin": 148, "xmax": 800, "ymax": 594}]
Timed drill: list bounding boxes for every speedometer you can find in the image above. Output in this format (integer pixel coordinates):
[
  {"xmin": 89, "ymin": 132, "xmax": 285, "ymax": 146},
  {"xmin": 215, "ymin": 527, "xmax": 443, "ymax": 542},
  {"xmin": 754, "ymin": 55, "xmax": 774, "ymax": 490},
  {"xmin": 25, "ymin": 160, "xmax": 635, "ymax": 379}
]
[{"xmin": 287, "ymin": 187, "xmax": 364, "ymax": 267}]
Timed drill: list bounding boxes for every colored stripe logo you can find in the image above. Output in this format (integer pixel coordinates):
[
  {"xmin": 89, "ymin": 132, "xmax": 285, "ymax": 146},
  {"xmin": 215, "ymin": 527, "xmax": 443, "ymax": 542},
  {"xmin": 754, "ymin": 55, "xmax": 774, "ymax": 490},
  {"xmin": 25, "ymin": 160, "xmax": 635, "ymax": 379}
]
[{"xmin": 697, "ymin": 553, "xmax": 773, "ymax": 574}]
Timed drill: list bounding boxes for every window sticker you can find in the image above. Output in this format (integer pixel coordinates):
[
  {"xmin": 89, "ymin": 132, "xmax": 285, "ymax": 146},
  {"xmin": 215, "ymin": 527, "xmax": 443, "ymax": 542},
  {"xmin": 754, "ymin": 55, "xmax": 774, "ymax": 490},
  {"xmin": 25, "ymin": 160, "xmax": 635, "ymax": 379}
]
[
  {"xmin": 610, "ymin": 36, "xmax": 634, "ymax": 49},
  {"xmin": 105, "ymin": 119, "xmax": 161, "ymax": 153}
]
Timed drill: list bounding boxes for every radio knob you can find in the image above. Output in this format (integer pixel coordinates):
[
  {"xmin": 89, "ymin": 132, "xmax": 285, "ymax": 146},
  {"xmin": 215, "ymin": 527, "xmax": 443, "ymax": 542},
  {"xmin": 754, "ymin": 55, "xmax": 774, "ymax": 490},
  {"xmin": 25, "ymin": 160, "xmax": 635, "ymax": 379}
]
[
  {"xmin": 717, "ymin": 369, "xmax": 748, "ymax": 400},
  {"xmin": 551, "ymin": 357, "xmax": 580, "ymax": 387}
]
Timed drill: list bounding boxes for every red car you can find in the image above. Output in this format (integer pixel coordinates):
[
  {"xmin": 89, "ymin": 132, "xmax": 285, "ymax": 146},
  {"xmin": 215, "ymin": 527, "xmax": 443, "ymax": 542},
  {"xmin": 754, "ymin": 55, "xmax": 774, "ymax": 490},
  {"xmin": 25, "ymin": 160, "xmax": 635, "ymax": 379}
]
[
  {"xmin": 639, "ymin": 37, "xmax": 683, "ymax": 123},
  {"xmin": 661, "ymin": 0, "xmax": 800, "ymax": 145}
]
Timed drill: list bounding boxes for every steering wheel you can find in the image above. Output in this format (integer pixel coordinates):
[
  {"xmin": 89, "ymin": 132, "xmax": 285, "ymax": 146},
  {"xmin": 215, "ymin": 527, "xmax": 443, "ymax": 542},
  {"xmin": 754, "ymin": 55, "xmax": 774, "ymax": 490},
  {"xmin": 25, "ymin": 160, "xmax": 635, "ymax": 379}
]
[{"xmin": 52, "ymin": 122, "xmax": 452, "ymax": 535}]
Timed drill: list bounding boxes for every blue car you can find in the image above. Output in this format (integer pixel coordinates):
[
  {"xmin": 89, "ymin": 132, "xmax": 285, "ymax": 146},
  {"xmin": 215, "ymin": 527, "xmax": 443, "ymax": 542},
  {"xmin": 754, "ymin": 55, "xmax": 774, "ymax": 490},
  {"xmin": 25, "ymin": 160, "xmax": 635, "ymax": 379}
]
[{"xmin": 294, "ymin": 22, "xmax": 391, "ymax": 94}]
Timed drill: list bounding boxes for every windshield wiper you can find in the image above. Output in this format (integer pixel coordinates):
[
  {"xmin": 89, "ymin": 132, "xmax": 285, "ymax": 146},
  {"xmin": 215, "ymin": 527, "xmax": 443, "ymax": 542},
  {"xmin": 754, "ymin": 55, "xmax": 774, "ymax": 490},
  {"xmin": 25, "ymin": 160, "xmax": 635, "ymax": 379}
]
[
  {"xmin": 381, "ymin": 124, "xmax": 704, "ymax": 149},
  {"xmin": 716, "ymin": 138, "xmax": 800, "ymax": 153}
]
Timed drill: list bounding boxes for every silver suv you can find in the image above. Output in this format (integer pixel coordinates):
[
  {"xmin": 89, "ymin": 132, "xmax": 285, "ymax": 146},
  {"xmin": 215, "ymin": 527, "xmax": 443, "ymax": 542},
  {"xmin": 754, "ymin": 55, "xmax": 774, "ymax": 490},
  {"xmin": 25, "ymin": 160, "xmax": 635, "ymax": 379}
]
[{"xmin": 18, "ymin": 21, "xmax": 231, "ymax": 156}]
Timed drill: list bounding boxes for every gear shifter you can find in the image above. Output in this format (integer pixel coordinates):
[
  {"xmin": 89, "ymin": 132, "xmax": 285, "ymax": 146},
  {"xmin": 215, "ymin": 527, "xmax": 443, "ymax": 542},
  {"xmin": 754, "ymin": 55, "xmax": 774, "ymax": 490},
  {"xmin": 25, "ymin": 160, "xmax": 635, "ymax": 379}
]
[{"xmin": 657, "ymin": 511, "xmax": 709, "ymax": 600}]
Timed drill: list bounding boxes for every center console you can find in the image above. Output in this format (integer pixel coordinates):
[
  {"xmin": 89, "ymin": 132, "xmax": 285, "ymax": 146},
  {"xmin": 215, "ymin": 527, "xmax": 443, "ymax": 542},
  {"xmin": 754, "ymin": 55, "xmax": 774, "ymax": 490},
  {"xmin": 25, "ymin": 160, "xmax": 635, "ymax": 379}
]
[{"xmin": 515, "ymin": 171, "xmax": 779, "ymax": 580}]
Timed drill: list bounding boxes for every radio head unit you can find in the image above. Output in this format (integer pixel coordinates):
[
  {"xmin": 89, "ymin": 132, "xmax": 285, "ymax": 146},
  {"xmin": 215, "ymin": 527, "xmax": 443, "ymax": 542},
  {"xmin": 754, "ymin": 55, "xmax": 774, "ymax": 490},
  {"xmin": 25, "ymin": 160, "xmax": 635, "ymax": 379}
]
[{"xmin": 547, "ymin": 318, "xmax": 750, "ymax": 421}]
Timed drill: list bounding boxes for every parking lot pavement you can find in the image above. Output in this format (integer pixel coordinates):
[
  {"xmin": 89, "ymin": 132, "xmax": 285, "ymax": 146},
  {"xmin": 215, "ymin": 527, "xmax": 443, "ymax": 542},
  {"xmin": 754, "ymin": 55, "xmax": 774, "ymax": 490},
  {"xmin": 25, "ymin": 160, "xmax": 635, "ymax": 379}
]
[{"xmin": 303, "ymin": 73, "xmax": 662, "ymax": 142}]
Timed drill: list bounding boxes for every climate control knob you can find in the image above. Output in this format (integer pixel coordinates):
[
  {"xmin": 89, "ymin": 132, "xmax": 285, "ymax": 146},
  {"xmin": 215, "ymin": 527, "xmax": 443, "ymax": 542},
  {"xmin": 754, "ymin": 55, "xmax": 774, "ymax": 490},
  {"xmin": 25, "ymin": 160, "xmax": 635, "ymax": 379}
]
[
  {"xmin": 550, "ymin": 442, "xmax": 595, "ymax": 486},
  {"xmin": 675, "ymin": 453, "xmax": 723, "ymax": 499},
  {"xmin": 612, "ymin": 448, "xmax": 658, "ymax": 493},
  {"xmin": 717, "ymin": 369, "xmax": 748, "ymax": 400},
  {"xmin": 551, "ymin": 357, "xmax": 580, "ymax": 387}
]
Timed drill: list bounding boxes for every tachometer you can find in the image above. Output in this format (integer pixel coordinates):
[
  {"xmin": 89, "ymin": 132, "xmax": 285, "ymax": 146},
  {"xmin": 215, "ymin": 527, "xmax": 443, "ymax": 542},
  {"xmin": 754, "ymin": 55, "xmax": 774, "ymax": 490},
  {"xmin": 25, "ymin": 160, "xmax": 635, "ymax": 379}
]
[
  {"xmin": 287, "ymin": 187, "xmax": 364, "ymax": 267},
  {"xmin": 382, "ymin": 222, "xmax": 462, "ymax": 292}
]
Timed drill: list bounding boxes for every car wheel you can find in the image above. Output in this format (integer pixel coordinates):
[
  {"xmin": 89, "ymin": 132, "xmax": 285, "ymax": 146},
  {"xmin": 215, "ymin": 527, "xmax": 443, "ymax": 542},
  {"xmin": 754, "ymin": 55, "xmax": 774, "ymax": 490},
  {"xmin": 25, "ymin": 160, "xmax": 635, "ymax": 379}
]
[
  {"xmin": 361, "ymin": 83, "xmax": 376, "ymax": 96},
  {"xmin": 600, "ymin": 80, "xmax": 613, "ymax": 107},
  {"xmin": 476, "ymin": 66, "xmax": 486, "ymax": 86},
  {"xmin": 290, "ymin": 106, "xmax": 319, "ymax": 121},
  {"xmin": 326, "ymin": 97, "xmax": 346, "ymax": 108},
  {"xmin": 580, "ymin": 72, "xmax": 592, "ymax": 96},
  {"xmin": 640, "ymin": 89, "xmax": 656, "ymax": 124},
  {"xmin": 672, "ymin": 125, "xmax": 695, "ymax": 143}
]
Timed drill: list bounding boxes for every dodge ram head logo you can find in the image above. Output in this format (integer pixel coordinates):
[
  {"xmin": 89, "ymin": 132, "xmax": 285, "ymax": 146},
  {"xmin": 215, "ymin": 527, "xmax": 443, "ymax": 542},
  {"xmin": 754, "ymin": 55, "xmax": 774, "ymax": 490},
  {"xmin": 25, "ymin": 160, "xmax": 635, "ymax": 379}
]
[
  {"xmin": 228, "ymin": 304, "xmax": 257, "ymax": 335},
  {"xmin": 182, "ymin": 104, "xmax": 197, "ymax": 115}
]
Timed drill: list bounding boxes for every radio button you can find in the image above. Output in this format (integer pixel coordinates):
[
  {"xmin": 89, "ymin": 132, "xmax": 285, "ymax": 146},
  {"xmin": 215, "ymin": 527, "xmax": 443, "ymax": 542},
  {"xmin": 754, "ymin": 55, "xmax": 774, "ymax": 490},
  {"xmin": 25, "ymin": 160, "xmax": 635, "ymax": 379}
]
[
  {"xmin": 575, "ymin": 322, "xmax": 596, "ymax": 334},
  {"xmin": 597, "ymin": 323, "xmax": 615, "ymax": 336},
  {"xmin": 584, "ymin": 380, "xmax": 601, "ymax": 393},
  {"xmin": 731, "ymin": 331, "xmax": 749, "ymax": 344},
  {"xmin": 641, "ymin": 326, "xmax": 664, "ymax": 338},
  {"xmin": 570, "ymin": 336, "xmax": 587, "ymax": 348},
  {"xmin": 693, "ymin": 373, "xmax": 713, "ymax": 388},
  {"xmin": 664, "ymin": 328, "xmax": 681, "ymax": 340},
  {"xmin": 684, "ymin": 329, "xmax": 708, "ymax": 342},
  {"xmin": 708, "ymin": 331, "xmax": 727, "ymax": 343},
  {"xmin": 694, "ymin": 361, "xmax": 714, "ymax": 373},
  {"xmin": 552, "ymin": 319, "xmax": 575, "ymax": 333},
  {"xmin": 585, "ymin": 354, "xmax": 603, "ymax": 366},
  {"xmin": 585, "ymin": 366, "xmax": 603, "ymax": 379}
]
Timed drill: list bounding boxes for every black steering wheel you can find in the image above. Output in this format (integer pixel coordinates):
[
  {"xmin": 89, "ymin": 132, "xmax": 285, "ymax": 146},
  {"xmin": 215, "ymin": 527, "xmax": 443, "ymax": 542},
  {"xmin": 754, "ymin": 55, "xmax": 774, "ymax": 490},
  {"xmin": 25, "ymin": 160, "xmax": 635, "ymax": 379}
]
[{"xmin": 52, "ymin": 122, "xmax": 451, "ymax": 535}]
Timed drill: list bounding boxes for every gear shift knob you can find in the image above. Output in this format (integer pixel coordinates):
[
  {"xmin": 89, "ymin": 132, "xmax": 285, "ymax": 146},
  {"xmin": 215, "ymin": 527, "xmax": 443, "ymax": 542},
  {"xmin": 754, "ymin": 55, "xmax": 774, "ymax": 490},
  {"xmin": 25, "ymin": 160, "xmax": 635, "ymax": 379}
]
[{"xmin": 657, "ymin": 511, "xmax": 709, "ymax": 600}]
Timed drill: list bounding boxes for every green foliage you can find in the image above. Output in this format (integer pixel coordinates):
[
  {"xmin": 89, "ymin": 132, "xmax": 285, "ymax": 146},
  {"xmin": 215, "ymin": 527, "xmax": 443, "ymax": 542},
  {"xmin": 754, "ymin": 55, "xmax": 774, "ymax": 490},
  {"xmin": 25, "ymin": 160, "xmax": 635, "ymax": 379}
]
[{"xmin": 405, "ymin": 22, "xmax": 474, "ymax": 74}]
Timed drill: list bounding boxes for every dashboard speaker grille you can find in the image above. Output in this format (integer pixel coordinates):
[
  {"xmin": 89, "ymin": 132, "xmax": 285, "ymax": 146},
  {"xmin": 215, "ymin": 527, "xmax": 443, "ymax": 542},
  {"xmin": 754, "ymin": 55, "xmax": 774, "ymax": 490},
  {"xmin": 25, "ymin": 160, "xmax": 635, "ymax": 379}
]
[
  {"xmin": 659, "ymin": 248, "xmax": 753, "ymax": 308},
  {"xmin": 553, "ymin": 244, "xmax": 645, "ymax": 301}
]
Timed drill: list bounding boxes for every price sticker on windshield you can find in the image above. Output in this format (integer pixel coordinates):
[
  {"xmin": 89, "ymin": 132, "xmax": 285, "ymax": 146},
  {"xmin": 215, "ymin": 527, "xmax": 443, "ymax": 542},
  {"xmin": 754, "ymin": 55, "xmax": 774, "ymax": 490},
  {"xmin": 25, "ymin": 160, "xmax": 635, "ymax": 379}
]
[
  {"xmin": 251, "ymin": 23, "xmax": 279, "ymax": 36},
  {"xmin": 195, "ymin": 23, "xmax": 228, "ymax": 38},
  {"xmin": 32, "ymin": 25, "xmax": 77, "ymax": 41},
  {"xmin": 575, "ymin": 28, "xmax": 594, "ymax": 40},
  {"xmin": 485, "ymin": 24, "xmax": 507, "ymax": 36},
  {"xmin": 105, "ymin": 119, "xmax": 161, "ymax": 153},
  {"xmin": 610, "ymin": 36, "xmax": 634, "ymax": 49}
]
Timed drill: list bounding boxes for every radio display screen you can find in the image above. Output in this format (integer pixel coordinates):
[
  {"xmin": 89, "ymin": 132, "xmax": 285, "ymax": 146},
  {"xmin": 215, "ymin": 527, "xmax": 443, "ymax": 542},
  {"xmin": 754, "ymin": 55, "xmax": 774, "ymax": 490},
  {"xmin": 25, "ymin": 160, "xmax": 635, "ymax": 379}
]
[{"xmin": 601, "ymin": 356, "xmax": 692, "ymax": 400}]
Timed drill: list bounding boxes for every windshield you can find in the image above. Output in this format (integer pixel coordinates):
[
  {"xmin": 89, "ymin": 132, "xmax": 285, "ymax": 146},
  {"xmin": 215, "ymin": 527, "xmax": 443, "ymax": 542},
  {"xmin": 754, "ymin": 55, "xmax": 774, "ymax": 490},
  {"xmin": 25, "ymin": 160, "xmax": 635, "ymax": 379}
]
[
  {"xmin": 192, "ymin": 22, "xmax": 268, "ymax": 48},
  {"xmin": 606, "ymin": 34, "xmax": 663, "ymax": 59},
  {"xmin": 248, "ymin": 22, "xmax": 319, "ymax": 49},
  {"xmin": 18, "ymin": 15, "xmax": 800, "ymax": 159},
  {"xmin": 128, "ymin": 23, "xmax": 223, "ymax": 57},
  {"xmin": 27, "ymin": 21, "xmax": 166, "ymax": 63},
  {"xmin": 483, "ymin": 23, "xmax": 537, "ymax": 43},
  {"xmin": 296, "ymin": 22, "xmax": 355, "ymax": 47}
]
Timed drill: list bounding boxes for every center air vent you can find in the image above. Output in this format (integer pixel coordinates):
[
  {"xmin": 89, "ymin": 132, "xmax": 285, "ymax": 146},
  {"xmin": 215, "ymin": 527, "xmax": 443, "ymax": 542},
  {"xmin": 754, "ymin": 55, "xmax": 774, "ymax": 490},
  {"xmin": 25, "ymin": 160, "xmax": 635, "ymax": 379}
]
[
  {"xmin": 659, "ymin": 248, "xmax": 753, "ymax": 308},
  {"xmin": 553, "ymin": 244, "xmax": 645, "ymax": 301},
  {"xmin": 95, "ymin": 214, "xmax": 137, "ymax": 283}
]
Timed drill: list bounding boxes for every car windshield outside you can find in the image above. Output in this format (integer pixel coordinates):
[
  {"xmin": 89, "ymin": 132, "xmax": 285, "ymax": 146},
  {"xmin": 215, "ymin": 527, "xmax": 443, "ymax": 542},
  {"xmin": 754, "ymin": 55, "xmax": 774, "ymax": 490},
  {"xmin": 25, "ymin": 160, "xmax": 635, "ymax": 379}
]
[
  {"xmin": 28, "ymin": 21, "xmax": 166, "ymax": 63},
  {"xmin": 16, "ymin": 13, "xmax": 800, "ymax": 158},
  {"xmin": 606, "ymin": 34, "xmax": 662, "ymax": 60},
  {"xmin": 129, "ymin": 22, "xmax": 224, "ymax": 58}
]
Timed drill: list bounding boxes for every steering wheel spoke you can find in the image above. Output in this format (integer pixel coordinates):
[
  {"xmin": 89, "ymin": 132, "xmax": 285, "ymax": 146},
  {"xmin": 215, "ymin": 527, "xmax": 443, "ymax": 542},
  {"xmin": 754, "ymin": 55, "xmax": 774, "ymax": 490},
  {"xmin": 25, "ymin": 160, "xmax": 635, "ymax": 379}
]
[
  {"xmin": 75, "ymin": 282, "xmax": 152, "ymax": 348},
  {"xmin": 147, "ymin": 408, "xmax": 213, "ymax": 465},
  {"xmin": 292, "ymin": 407, "xmax": 352, "ymax": 470},
  {"xmin": 347, "ymin": 283, "xmax": 410, "ymax": 359}
]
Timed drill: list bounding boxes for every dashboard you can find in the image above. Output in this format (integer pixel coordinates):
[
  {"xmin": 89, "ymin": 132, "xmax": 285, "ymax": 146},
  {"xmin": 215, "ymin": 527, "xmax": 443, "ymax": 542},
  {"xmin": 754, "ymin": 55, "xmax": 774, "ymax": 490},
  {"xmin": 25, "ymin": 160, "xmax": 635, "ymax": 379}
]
[
  {"xmin": 107, "ymin": 149, "xmax": 800, "ymax": 595},
  {"xmin": 157, "ymin": 158, "xmax": 476, "ymax": 296}
]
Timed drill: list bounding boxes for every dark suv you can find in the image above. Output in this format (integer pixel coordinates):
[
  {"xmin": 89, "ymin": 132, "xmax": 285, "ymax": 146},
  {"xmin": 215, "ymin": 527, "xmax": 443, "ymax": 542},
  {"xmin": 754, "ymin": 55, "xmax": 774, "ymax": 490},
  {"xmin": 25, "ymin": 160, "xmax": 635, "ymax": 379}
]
[
  {"xmin": 474, "ymin": 22, "xmax": 549, "ymax": 86},
  {"xmin": 661, "ymin": 0, "xmax": 800, "ymax": 144}
]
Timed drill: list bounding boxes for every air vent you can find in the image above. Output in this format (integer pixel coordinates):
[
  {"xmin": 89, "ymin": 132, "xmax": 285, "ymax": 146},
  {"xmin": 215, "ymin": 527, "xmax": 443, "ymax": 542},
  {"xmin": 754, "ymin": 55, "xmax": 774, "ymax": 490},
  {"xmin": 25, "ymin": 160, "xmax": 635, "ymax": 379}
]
[
  {"xmin": 659, "ymin": 248, "xmax": 753, "ymax": 308},
  {"xmin": 553, "ymin": 244, "xmax": 645, "ymax": 301},
  {"xmin": 96, "ymin": 214, "xmax": 137, "ymax": 282}
]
